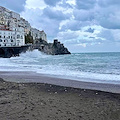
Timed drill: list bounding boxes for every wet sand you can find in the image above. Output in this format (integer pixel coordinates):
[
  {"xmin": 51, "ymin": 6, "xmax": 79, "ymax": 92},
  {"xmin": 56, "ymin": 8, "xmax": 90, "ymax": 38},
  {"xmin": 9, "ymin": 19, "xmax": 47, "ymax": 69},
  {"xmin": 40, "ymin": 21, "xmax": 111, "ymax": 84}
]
[
  {"xmin": 0, "ymin": 71, "xmax": 120, "ymax": 119},
  {"xmin": 1, "ymin": 71, "xmax": 120, "ymax": 93}
]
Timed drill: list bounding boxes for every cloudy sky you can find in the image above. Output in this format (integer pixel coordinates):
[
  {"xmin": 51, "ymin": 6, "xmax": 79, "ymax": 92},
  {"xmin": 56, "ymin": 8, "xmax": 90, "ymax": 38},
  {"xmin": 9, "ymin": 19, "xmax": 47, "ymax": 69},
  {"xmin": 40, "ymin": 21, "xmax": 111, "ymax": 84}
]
[{"xmin": 1, "ymin": 0, "xmax": 120, "ymax": 53}]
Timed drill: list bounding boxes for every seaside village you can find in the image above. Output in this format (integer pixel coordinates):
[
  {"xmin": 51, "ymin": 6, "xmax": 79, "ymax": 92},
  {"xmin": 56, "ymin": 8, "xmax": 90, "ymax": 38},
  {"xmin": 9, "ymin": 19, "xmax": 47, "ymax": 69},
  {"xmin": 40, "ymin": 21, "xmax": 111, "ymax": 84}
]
[{"xmin": 0, "ymin": 6, "xmax": 47, "ymax": 47}]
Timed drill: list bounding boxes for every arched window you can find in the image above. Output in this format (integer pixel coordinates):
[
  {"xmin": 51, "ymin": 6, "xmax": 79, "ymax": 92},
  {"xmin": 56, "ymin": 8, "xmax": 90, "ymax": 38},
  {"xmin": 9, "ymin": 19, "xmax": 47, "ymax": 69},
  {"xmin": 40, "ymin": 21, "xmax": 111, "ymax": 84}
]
[{"xmin": 0, "ymin": 39, "xmax": 2, "ymax": 42}]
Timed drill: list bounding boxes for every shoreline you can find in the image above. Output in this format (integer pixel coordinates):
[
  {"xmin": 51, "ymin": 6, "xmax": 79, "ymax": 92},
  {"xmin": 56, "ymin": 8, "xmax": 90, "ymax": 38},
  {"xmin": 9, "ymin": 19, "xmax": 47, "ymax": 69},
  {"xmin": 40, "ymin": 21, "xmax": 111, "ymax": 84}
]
[
  {"xmin": 1, "ymin": 71, "xmax": 120, "ymax": 94},
  {"xmin": 0, "ymin": 71, "xmax": 120, "ymax": 119}
]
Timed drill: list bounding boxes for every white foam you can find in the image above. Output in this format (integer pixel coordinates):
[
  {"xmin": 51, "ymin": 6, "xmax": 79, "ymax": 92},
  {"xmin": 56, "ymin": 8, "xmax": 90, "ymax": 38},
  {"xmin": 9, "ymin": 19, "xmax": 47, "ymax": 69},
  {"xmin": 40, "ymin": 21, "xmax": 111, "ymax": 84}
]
[{"xmin": 0, "ymin": 50, "xmax": 120, "ymax": 84}]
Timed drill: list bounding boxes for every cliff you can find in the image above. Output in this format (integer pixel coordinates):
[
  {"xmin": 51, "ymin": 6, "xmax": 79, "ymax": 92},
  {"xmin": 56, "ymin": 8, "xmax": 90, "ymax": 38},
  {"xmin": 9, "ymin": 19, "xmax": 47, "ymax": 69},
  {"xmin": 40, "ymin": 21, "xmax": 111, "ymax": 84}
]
[{"xmin": 33, "ymin": 39, "xmax": 71, "ymax": 55}]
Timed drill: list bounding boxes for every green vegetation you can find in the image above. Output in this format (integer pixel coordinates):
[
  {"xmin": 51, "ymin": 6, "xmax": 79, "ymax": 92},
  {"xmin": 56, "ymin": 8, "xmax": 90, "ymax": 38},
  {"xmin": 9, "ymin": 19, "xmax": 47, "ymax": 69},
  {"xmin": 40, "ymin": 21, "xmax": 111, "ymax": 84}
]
[{"xmin": 25, "ymin": 32, "xmax": 33, "ymax": 44}]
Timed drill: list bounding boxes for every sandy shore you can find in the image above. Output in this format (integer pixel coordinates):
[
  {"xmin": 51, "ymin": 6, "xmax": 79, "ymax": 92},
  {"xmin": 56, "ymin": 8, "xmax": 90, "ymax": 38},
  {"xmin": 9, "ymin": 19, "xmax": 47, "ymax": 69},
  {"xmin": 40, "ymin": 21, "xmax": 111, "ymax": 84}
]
[
  {"xmin": 1, "ymin": 71, "xmax": 120, "ymax": 93},
  {"xmin": 0, "ymin": 71, "xmax": 120, "ymax": 119}
]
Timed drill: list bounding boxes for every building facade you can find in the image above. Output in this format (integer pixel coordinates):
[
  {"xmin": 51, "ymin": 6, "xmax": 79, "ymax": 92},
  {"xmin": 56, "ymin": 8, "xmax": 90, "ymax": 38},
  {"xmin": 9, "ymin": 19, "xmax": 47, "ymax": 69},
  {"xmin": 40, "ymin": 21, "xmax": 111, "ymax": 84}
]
[{"xmin": 0, "ymin": 25, "xmax": 24, "ymax": 47}]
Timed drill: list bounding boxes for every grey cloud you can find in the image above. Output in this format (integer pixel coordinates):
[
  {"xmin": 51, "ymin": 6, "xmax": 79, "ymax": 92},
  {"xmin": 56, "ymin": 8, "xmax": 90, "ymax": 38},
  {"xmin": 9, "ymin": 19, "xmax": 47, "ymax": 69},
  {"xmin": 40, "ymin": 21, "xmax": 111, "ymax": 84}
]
[
  {"xmin": 97, "ymin": 29, "xmax": 114, "ymax": 41},
  {"xmin": 43, "ymin": 7, "xmax": 71, "ymax": 20},
  {"xmin": 89, "ymin": 37, "xmax": 95, "ymax": 39},
  {"xmin": 73, "ymin": 9, "xmax": 94, "ymax": 21},
  {"xmin": 0, "ymin": 0, "xmax": 26, "ymax": 13},
  {"xmin": 86, "ymin": 28, "xmax": 95, "ymax": 33},
  {"xmin": 61, "ymin": 20, "xmax": 82, "ymax": 31},
  {"xmin": 58, "ymin": 31, "xmax": 79, "ymax": 41},
  {"xmin": 61, "ymin": 20, "xmax": 91, "ymax": 31},
  {"xmin": 61, "ymin": 20, "xmax": 93, "ymax": 31},
  {"xmin": 98, "ymin": 0, "xmax": 120, "ymax": 7},
  {"xmin": 95, "ymin": 7, "xmax": 120, "ymax": 29},
  {"xmin": 76, "ymin": 0, "xmax": 96, "ymax": 10},
  {"xmin": 44, "ymin": 0, "xmax": 61, "ymax": 6},
  {"xmin": 99, "ymin": 18, "xmax": 120, "ymax": 29}
]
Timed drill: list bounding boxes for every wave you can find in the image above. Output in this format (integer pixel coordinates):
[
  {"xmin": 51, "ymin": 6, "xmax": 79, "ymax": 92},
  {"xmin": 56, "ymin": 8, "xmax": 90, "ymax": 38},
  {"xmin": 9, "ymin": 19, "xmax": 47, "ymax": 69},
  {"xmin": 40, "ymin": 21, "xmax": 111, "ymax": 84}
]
[{"xmin": 0, "ymin": 50, "xmax": 120, "ymax": 84}]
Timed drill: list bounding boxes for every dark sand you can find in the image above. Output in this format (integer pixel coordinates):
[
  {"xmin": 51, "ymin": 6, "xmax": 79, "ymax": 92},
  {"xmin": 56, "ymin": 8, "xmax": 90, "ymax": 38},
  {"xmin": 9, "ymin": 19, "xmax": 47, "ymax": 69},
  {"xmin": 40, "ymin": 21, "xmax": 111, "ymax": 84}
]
[
  {"xmin": 0, "ymin": 72, "xmax": 120, "ymax": 120},
  {"xmin": 1, "ymin": 71, "xmax": 120, "ymax": 93}
]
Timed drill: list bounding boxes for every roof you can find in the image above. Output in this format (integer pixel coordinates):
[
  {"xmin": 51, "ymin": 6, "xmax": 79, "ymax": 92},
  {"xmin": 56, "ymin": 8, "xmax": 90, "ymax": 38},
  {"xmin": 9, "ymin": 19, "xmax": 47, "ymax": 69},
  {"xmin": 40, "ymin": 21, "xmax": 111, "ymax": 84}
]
[{"xmin": 0, "ymin": 29, "xmax": 12, "ymax": 31}]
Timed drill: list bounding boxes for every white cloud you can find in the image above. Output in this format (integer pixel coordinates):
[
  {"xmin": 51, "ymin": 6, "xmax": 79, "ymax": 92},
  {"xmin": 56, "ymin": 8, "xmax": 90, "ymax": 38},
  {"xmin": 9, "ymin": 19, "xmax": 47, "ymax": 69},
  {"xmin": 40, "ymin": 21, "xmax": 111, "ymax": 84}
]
[
  {"xmin": 66, "ymin": 0, "xmax": 76, "ymax": 5},
  {"xmin": 25, "ymin": 0, "xmax": 47, "ymax": 9}
]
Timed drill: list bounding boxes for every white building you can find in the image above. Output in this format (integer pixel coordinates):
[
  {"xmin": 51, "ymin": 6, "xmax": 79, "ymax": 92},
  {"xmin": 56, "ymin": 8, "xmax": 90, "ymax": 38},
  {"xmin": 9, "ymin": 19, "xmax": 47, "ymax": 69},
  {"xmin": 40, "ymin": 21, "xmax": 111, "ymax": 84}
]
[
  {"xmin": 31, "ymin": 28, "xmax": 47, "ymax": 42},
  {"xmin": 0, "ymin": 26, "xmax": 25, "ymax": 47},
  {"xmin": 40, "ymin": 30, "xmax": 47, "ymax": 41},
  {"xmin": 11, "ymin": 11, "xmax": 20, "ymax": 20}
]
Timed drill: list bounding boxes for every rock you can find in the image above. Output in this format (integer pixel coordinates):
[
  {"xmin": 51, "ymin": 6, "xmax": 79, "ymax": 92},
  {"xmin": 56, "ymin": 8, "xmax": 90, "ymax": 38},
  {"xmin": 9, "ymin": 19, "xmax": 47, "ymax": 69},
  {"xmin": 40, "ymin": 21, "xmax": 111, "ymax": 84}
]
[{"xmin": 34, "ymin": 39, "xmax": 71, "ymax": 55}]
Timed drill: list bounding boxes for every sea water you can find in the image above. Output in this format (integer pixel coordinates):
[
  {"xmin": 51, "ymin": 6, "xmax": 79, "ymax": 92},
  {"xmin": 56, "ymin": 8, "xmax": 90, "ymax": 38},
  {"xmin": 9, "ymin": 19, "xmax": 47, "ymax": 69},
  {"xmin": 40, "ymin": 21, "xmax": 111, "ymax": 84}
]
[{"xmin": 0, "ymin": 50, "xmax": 120, "ymax": 84}]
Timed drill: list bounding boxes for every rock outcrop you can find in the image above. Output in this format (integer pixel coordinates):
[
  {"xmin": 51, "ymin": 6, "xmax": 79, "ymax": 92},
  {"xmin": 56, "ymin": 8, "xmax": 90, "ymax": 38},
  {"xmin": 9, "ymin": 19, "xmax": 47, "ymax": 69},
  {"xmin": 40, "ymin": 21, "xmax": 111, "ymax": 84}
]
[{"xmin": 34, "ymin": 39, "xmax": 71, "ymax": 55}]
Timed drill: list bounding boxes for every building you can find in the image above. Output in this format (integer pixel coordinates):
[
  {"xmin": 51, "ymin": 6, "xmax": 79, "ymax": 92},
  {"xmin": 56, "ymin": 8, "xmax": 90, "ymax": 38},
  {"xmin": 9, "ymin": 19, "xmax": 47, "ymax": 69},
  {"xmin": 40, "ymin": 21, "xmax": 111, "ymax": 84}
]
[
  {"xmin": 0, "ymin": 25, "xmax": 24, "ymax": 47},
  {"xmin": 31, "ymin": 28, "xmax": 47, "ymax": 42},
  {"xmin": 0, "ymin": 6, "xmax": 47, "ymax": 46}
]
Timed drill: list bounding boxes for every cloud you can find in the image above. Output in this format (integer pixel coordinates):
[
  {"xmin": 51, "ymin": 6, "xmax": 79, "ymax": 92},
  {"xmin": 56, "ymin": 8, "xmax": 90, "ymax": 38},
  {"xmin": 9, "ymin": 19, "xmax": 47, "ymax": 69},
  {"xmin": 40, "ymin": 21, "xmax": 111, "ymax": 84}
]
[
  {"xmin": 0, "ymin": 0, "xmax": 26, "ymax": 13},
  {"xmin": 85, "ymin": 28, "xmax": 95, "ymax": 33},
  {"xmin": 60, "ymin": 20, "xmax": 82, "ymax": 31},
  {"xmin": 98, "ymin": 0, "xmax": 120, "ymax": 7},
  {"xmin": 44, "ymin": 0, "xmax": 61, "ymax": 6},
  {"xmin": 43, "ymin": 7, "xmax": 71, "ymax": 20},
  {"xmin": 73, "ymin": 9, "xmax": 94, "ymax": 21},
  {"xmin": 76, "ymin": 0, "xmax": 96, "ymax": 10},
  {"xmin": 100, "ymin": 13, "xmax": 120, "ymax": 29},
  {"xmin": 25, "ymin": 0, "xmax": 47, "ymax": 9}
]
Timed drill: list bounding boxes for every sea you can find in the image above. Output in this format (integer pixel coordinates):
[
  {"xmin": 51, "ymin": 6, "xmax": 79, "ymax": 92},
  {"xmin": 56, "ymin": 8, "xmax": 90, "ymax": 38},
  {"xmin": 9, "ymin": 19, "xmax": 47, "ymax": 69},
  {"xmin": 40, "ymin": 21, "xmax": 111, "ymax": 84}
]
[{"xmin": 0, "ymin": 50, "xmax": 120, "ymax": 84}]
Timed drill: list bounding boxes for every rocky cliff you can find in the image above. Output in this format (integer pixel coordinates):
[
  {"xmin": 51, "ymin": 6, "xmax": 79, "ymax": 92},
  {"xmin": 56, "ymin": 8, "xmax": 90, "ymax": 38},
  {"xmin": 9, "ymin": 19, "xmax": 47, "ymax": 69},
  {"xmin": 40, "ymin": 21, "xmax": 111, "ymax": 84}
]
[{"xmin": 33, "ymin": 39, "xmax": 71, "ymax": 55}]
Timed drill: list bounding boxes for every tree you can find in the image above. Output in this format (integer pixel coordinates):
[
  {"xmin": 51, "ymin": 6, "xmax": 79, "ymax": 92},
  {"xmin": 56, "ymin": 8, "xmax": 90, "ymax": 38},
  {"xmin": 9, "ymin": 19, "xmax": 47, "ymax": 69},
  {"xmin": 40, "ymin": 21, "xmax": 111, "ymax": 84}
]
[{"xmin": 25, "ymin": 32, "xmax": 33, "ymax": 44}]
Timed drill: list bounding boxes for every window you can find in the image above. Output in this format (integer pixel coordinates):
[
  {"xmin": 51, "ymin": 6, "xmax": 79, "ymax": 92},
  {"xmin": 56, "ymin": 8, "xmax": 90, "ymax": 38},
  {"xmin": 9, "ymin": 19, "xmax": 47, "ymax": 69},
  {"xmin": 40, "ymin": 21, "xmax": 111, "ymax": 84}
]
[
  {"xmin": 0, "ymin": 44, "xmax": 1, "ymax": 46},
  {"xmin": 0, "ymin": 39, "xmax": 2, "ymax": 42},
  {"xmin": 0, "ymin": 36, "xmax": 1, "ymax": 38},
  {"xmin": 4, "ymin": 36, "xmax": 5, "ymax": 38},
  {"xmin": 4, "ymin": 40, "xmax": 5, "ymax": 42},
  {"xmin": 11, "ymin": 40, "xmax": 13, "ymax": 42},
  {"xmin": 21, "ymin": 36, "xmax": 23, "ymax": 39},
  {"xmin": 17, "ymin": 35, "xmax": 20, "ymax": 39}
]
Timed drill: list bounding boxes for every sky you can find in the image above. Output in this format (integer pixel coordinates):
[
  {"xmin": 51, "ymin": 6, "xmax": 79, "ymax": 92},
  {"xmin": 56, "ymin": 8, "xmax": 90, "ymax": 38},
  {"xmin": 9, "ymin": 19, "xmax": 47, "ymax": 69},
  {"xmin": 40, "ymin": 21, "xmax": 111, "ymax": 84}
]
[{"xmin": 0, "ymin": 0, "xmax": 120, "ymax": 53}]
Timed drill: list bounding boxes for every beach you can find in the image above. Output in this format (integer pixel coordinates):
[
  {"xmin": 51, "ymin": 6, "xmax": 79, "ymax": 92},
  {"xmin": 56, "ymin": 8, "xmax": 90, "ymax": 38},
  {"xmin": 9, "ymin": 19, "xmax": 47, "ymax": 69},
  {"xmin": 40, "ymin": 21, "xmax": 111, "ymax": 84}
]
[{"xmin": 0, "ymin": 71, "xmax": 120, "ymax": 120}]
